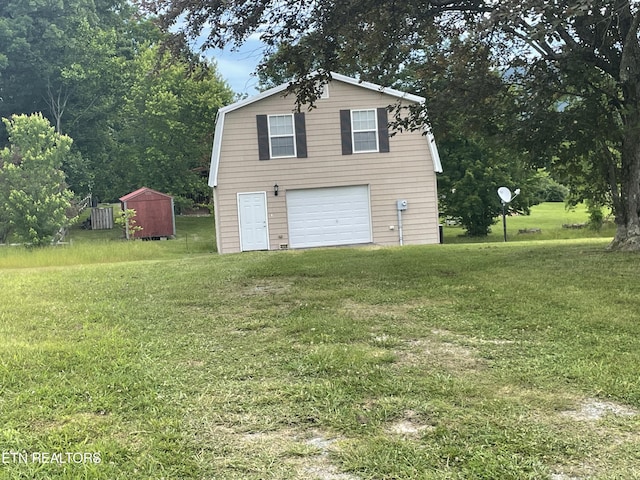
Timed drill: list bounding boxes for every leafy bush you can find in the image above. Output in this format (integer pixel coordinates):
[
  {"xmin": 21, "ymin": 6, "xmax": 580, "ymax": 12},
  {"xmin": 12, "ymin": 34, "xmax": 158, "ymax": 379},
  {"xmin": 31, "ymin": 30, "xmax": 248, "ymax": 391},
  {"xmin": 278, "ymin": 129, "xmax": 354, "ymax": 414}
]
[
  {"xmin": 0, "ymin": 114, "xmax": 76, "ymax": 246},
  {"xmin": 531, "ymin": 171, "xmax": 569, "ymax": 203},
  {"xmin": 586, "ymin": 201, "xmax": 605, "ymax": 231},
  {"xmin": 115, "ymin": 208, "xmax": 143, "ymax": 239}
]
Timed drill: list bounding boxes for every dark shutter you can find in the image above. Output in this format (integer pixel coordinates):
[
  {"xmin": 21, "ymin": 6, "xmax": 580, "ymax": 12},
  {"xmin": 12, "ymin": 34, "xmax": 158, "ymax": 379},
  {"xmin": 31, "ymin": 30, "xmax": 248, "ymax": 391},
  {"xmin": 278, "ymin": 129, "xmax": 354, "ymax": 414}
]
[
  {"xmin": 294, "ymin": 112, "xmax": 307, "ymax": 158},
  {"xmin": 256, "ymin": 115, "xmax": 270, "ymax": 160},
  {"xmin": 377, "ymin": 107, "xmax": 390, "ymax": 153},
  {"xmin": 340, "ymin": 109, "xmax": 353, "ymax": 155}
]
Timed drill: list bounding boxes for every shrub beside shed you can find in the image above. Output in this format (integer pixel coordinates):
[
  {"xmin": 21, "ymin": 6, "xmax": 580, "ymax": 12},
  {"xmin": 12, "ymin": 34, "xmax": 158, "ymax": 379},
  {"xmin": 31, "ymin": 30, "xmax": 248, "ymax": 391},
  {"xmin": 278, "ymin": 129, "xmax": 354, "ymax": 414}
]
[{"xmin": 119, "ymin": 187, "xmax": 176, "ymax": 240}]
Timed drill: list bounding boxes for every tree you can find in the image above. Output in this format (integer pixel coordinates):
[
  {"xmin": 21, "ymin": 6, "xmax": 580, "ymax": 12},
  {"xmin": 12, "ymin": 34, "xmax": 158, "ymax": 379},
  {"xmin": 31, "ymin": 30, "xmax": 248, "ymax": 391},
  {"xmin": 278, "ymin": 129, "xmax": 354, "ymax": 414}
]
[
  {"xmin": 1, "ymin": 1, "xmax": 233, "ymax": 204},
  {"xmin": 0, "ymin": 113, "xmax": 76, "ymax": 246},
  {"xmin": 514, "ymin": 64, "xmax": 627, "ymax": 225},
  {"xmin": 0, "ymin": 0, "xmax": 141, "ymax": 198},
  {"xmin": 400, "ymin": 38, "xmax": 540, "ymax": 236},
  {"xmin": 0, "ymin": 0, "xmax": 127, "ymax": 135},
  {"xmin": 260, "ymin": 13, "xmax": 539, "ymax": 237},
  {"xmin": 108, "ymin": 46, "xmax": 234, "ymax": 202},
  {"xmin": 141, "ymin": 0, "xmax": 640, "ymax": 250},
  {"xmin": 438, "ymin": 136, "xmax": 535, "ymax": 236}
]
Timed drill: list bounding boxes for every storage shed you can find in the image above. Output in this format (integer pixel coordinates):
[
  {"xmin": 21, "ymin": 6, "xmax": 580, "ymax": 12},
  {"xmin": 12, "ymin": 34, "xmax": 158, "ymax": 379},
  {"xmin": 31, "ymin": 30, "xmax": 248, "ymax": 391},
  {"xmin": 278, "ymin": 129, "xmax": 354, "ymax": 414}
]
[{"xmin": 119, "ymin": 187, "xmax": 176, "ymax": 240}]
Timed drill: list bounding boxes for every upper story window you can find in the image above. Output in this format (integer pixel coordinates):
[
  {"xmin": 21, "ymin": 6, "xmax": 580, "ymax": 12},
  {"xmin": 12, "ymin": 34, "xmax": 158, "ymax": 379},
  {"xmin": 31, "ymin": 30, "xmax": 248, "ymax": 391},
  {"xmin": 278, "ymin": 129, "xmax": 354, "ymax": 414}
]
[
  {"xmin": 351, "ymin": 109, "xmax": 378, "ymax": 153},
  {"xmin": 268, "ymin": 114, "xmax": 296, "ymax": 157},
  {"xmin": 256, "ymin": 113, "xmax": 307, "ymax": 160},
  {"xmin": 340, "ymin": 107, "xmax": 390, "ymax": 155}
]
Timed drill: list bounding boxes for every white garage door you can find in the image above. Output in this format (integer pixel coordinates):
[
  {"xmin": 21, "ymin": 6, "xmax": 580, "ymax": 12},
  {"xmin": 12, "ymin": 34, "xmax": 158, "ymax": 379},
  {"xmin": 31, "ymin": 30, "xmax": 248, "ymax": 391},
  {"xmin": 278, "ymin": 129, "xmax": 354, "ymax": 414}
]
[{"xmin": 287, "ymin": 185, "xmax": 372, "ymax": 248}]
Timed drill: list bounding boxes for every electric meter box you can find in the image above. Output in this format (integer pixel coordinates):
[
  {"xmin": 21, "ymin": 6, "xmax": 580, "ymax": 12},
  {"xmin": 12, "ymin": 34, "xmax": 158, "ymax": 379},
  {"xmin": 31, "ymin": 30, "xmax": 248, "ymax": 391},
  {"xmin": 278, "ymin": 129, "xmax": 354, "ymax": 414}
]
[{"xmin": 397, "ymin": 199, "xmax": 408, "ymax": 211}]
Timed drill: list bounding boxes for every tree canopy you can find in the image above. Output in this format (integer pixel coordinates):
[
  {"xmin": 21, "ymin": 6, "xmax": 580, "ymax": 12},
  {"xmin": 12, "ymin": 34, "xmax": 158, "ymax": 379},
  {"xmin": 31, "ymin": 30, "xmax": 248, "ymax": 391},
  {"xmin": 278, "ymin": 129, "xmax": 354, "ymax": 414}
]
[
  {"xmin": 142, "ymin": 0, "xmax": 640, "ymax": 250},
  {"xmin": 0, "ymin": 0, "xmax": 234, "ymax": 204}
]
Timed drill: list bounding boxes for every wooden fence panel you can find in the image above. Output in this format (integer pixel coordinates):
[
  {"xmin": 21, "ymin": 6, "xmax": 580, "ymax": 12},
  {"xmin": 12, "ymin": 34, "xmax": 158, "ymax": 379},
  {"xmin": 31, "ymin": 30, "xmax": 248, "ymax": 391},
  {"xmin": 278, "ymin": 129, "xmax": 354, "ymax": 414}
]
[{"xmin": 91, "ymin": 207, "xmax": 114, "ymax": 230}]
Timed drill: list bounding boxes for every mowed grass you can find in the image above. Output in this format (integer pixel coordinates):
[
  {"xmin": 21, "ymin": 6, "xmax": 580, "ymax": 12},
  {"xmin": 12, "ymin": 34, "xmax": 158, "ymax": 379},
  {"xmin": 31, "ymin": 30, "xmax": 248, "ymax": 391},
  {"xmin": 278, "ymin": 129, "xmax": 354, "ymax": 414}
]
[
  {"xmin": 443, "ymin": 202, "xmax": 616, "ymax": 243},
  {"xmin": 1, "ymin": 209, "xmax": 639, "ymax": 479}
]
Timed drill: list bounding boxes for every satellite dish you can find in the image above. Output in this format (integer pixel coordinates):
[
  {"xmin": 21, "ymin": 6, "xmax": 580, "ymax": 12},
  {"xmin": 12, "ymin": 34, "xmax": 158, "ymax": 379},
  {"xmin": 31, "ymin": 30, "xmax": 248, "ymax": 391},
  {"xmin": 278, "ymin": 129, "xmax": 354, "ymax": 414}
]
[{"xmin": 498, "ymin": 187, "xmax": 512, "ymax": 203}]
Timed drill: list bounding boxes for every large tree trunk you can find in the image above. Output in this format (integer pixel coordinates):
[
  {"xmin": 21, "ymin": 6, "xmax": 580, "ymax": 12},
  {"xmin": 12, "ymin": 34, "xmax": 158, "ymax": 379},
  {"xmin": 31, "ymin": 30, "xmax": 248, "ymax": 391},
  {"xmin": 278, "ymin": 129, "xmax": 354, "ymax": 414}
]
[
  {"xmin": 609, "ymin": 133, "xmax": 640, "ymax": 251},
  {"xmin": 608, "ymin": 10, "xmax": 640, "ymax": 251}
]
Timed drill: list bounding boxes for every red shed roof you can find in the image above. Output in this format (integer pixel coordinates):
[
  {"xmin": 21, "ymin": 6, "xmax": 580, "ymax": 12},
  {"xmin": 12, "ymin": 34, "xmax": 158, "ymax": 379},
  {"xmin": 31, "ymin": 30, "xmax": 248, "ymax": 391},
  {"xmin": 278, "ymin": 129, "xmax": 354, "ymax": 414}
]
[{"xmin": 119, "ymin": 187, "xmax": 173, "ymax": 202}]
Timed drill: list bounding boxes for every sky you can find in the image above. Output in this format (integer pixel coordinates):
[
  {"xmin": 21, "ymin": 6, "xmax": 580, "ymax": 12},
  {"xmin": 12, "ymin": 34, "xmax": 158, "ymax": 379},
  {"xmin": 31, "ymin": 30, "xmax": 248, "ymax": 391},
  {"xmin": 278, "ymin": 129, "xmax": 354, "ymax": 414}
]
[
  {"xmin": 185, "ymin": 20, "xmax": 267, "ymax": 96},
  {"xmin": 204, "ymin": 36, "xmax": 264, "ymax": 96}
]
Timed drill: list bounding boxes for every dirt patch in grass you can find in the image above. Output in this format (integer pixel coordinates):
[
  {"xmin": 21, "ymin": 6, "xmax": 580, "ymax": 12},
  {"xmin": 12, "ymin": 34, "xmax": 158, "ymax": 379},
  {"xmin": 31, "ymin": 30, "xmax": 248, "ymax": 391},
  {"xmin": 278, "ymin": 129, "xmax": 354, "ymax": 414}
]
[
  {"xmin": 301, "ymin": 433, "xmax": 360, "ymax": 480},
  {"xmin": 221, "ymin": 395, "xmax": 640, "ymax": 480},
  {"xmin": 204, "ymin": 426, "xmax": 360, "ymax": 480},
  {"xmin": 488, "ymin": 385, "xmax": 640, "ymax": 480},
  {"xmin": 560, "ymin": 398, "xmax": 638, "ymax": 422},
  {"xmin": 543, "ymin": 397, "xmax": 640, "ymax": 479},
  {"xmin": 386, "ymin": 410, "xmax": 434, "ymax": 438},
  {"xmin": 339, "ymin": 299, "xmax": 452, "ymax": 323},
  {"xmin": 302, "ymin": 463, "xmax": 360, "ymax": 480},
  {"xmin": 550, "ymin": 474, "xmax": 583, "ymax": 480},
  {"xmin": 399, "ymin": 336, "xmax": 486, "ymax": 372},
  {"xmin": 394, "ymin": 328, "xmax": 519, "ymax": 373},
  {"xmin": 241, "ymin": 279, "xmax": 292, "ymax": 297}
]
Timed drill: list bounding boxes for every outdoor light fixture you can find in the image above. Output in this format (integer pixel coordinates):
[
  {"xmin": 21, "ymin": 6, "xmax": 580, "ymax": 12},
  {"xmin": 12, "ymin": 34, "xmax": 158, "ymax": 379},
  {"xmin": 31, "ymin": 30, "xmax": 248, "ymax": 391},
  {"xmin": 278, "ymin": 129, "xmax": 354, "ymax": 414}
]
[
  {"xmin": 274, "ymin": 183, "xmax": 279, "ymax": 196},
  {"xmin": 497, "ymin": 187, "xmax": 521, "ymax": 242}
]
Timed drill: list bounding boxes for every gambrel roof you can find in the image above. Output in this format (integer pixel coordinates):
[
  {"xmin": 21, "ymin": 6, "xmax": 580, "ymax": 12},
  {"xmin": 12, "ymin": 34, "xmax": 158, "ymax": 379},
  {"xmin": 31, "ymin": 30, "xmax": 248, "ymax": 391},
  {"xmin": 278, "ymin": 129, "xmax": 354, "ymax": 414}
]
[{"xmin": 208, "ymin": 72, "xmax": 442, "ymax": 187}]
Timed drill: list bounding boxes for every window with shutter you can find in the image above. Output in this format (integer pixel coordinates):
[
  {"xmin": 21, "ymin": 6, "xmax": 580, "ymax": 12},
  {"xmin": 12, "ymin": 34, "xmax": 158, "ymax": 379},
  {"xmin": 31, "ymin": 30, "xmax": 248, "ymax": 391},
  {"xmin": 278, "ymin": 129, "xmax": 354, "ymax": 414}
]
[
  {"xmin": 352, "ymin": 109, "xmax": 378, "ymax": 153},
  {"xmin": 269, "ymin": 114, "xmax": 296, "ymax": 157},
  {"xmin": 256, "ymin": 113, "xmax": 307, "ymax": 160},
  {"xmin": 340, "ymin": 108, "xmax": 390, "ymax": 155}
]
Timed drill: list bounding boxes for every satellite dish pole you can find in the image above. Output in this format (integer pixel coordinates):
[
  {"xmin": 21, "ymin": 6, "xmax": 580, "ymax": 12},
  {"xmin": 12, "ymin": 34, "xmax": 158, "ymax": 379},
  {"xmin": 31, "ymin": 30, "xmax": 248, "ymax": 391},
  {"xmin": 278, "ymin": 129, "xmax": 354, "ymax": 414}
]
[{"xmin": 497, "ymin": 187, "xmax": 520, "ymax": 242}]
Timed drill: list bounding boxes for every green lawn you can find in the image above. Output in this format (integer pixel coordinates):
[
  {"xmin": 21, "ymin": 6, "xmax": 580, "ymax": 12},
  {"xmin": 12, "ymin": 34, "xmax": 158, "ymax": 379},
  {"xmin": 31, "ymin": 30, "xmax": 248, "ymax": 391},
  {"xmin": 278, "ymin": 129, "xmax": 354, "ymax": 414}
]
[
  {"xmin": 0, "ymin": 214, "xmax": 216, "ymax": 269},
  {"xmin": 1, "ymin": 210, "xmax": 639, "ymax": 479},
  {"xmin": 67, "ymin": 207, "xmax": 216, "ymax": 253},
  {"xmin": 443, "ymin": 202, "xmax": 616, "ymax": 244}
]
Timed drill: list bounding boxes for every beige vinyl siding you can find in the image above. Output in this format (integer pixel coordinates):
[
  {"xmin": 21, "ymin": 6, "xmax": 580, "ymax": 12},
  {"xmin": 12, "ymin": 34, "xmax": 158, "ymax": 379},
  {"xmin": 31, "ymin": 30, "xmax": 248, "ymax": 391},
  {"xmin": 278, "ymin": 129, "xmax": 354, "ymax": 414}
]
[{"xmin": 215, "ymin": 79, "xmax": 439, "ymax": 253}]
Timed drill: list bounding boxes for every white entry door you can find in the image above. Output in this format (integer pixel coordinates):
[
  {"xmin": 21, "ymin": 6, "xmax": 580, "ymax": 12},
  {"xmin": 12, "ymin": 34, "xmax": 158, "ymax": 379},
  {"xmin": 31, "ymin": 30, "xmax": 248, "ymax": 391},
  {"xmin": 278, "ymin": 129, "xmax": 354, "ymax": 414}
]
[{"xmin": 238, "ymin": 192, "xmax": 269, "ymax": 251}]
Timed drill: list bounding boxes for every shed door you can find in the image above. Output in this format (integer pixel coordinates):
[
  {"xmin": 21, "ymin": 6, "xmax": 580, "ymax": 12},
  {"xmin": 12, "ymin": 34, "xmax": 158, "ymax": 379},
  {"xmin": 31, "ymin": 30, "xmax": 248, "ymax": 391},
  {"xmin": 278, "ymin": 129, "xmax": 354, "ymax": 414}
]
[
  {"xmin": 238, "ymin": 192, "xmax": 269, "ymax": 251},
  {"xmin": 287, "ymin": 185, "xmax": 372, "ymax": 248}
]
